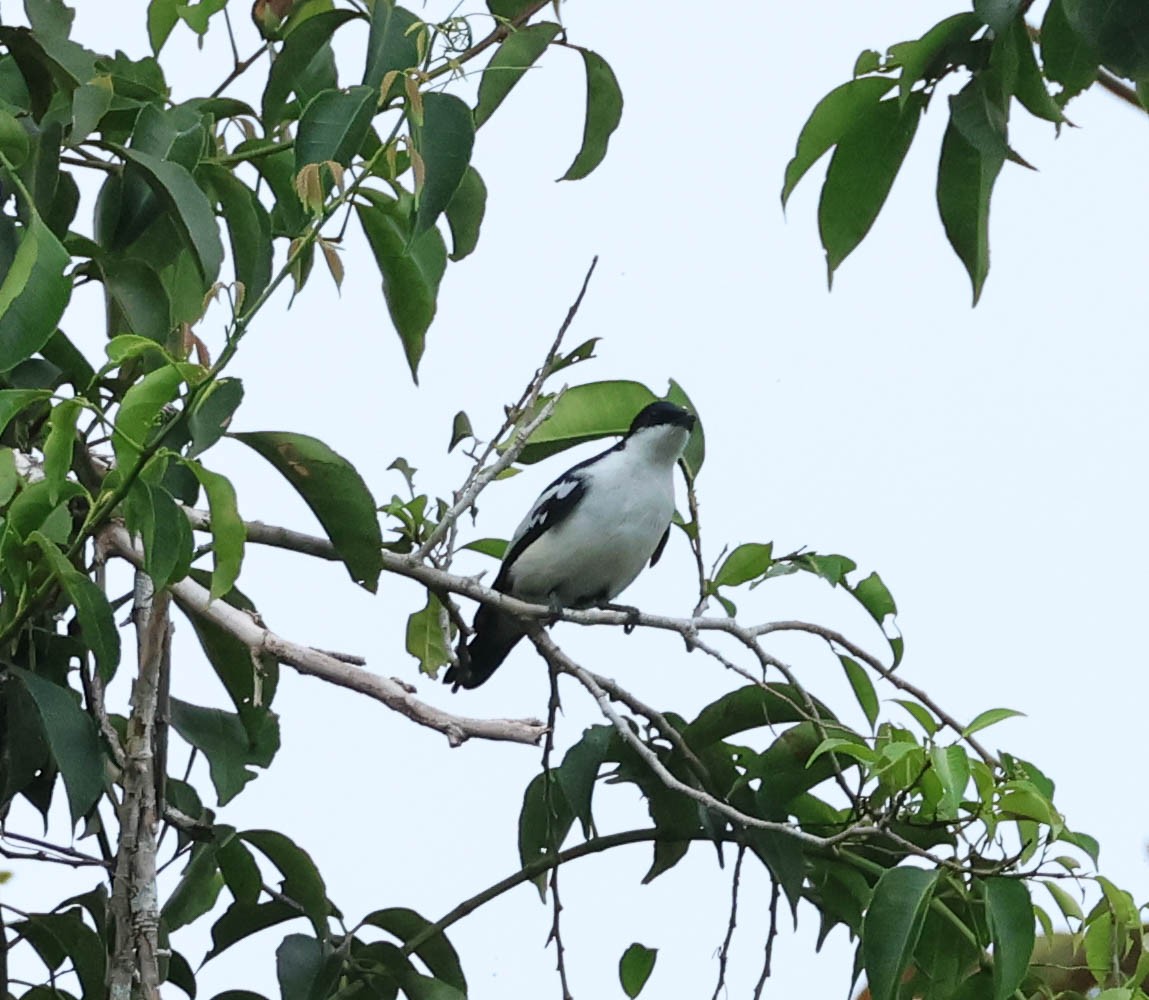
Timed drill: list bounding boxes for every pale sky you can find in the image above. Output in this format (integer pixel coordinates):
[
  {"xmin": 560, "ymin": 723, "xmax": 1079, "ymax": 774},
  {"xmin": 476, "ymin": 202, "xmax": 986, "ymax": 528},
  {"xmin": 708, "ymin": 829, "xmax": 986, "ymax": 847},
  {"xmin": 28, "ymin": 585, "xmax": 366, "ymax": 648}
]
[{"xmin": 8, "ymin": 2, "xmax": 1149, "ymax": 997}]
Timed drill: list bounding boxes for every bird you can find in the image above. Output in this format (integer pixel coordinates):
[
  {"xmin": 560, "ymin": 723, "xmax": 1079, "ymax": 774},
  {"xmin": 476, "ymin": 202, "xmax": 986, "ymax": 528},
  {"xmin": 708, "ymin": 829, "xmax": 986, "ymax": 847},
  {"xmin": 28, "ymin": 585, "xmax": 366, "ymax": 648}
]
[{"xmin": 445, "ymin": 400, "xmax": 696, "ymax": 691}]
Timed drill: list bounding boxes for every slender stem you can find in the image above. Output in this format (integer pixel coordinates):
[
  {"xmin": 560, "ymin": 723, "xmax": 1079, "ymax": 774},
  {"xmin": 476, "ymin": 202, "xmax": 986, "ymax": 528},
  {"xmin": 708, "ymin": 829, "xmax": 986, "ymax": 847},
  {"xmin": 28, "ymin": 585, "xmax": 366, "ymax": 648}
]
[{"xmin": 401, "ymin": 829, "xmax": 724, "ymax": 956}]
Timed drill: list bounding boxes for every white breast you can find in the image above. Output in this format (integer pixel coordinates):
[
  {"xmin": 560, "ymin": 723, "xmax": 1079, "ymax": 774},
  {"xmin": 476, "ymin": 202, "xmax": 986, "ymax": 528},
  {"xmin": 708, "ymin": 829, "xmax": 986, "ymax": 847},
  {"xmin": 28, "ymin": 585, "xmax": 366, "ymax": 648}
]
[{"xmin": 507, "ymin": 424, "xmax": 686, "ymax": 608}]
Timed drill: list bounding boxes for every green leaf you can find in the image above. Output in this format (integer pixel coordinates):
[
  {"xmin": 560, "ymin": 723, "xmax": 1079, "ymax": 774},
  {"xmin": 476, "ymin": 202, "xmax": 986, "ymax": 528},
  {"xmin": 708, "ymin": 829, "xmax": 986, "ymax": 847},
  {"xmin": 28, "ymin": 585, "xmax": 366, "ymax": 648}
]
[
  {"xmin": 25, "ymin": 0, "xmax": 75, "ymax": 39},
  {"xmin": 929, "ymin": 745, "xmax": 970, "ymax": 820},
  {"xmin": 263, "ymin": 10, "xmax": 360, "ymax": 124},
  {"xmin": 713, "ymin": 542, "xmax": 773, "ymax": 588},
  {"xmin": 1057, "ymin": 828, "xmax": 1100, "ymax": 865},
  {"xmin": 355, "ymin": 190, "xmax": 446, "ymax": 381},
  {"xmin": 41, "ymin": 397, "xmax": 79, "ymax": 503},
  {"xmin": 123, "ymin": 479, "xmax": 194, "ymax": 591},
  {"xmin": 242, "ymin": 830, "xmax": 329, "ymax": 933},
  {"xmin": 361, "ymin": 1, "xmax": 420, "ymax": 95},
  {"xmin": 413, "ymin": 92, "xmax": 475, "ymax": 235},
  {"xmin": 112, "ymin": 364, "xmax": 184, "ymax": 474},
  {"xmin": 443, "ymin": 165, "xmax": 486, "ymax": 262},
  {"xmin": 204, "ymin": 167, "xmax": 273, "ymax": 306},
  {"xmin": 117, "ymin": 147, "xmax": 224, "ymax": 284},
  {"xmin": 962, "ymin": 707, "xmax": 1024, "ymax": 737},
  {"xmin": 819, "ymin": 94, "xmax": 922, "ymax": 278},
  {"xmin": 936, "ymin": 105, "xmax": 1004, "ymax": 306},
  {"xmin": 975, "ymin": 0, "xmax": 1021, "ymax": 33},
  {"xmin": 10, "ymin": 665, "xmax": 103, "ymax": 824},
  {"xmin": 555, "ymin": 725, "xmax": 611, "ymax": 838},
  {"xmin": 180, "ymin": 570, "xmax": 279, "ymax": 742},
  {"xmin": 206, "ymin": 900, "xmax": 300, "ymax": 962},
  {"xmin": 1041, "ymin": 0, "xmax": 1100, "ymax": 105},
  {"xmin": 518, "ymin": 770, "xmax": 574, "ymax": 896},
  {"xmin": 892, "ymin": 699, "xmax": 937, "ymax": 735},
  {"xmin": 983, "ymin": 877, "xmax": 1034, "ymax": 1000},
  {"xmin": 781, "ymin": 76, "xmax": 896, "ymax": 206},
  {"xmin": 170, "ymin": 698, "xmax": 279, "ymax": 805},
  {"xmin": 70, "ymin": 75, "xmax": 113, "ymax": 145},
  {"xmin": 0, "ymin": 387, "xmax": 51, "ymax": 435},
  {"xmin": 0, "ymin": 214, "xmax": 72, "ymax": 373},
  {"xmin": 29, "ymin": 531, "xmax": 120, "ymax": 682},
  {"xmin": 517, "ymin": 380, "xmax": 657, "ymax": 464},
  {"xmin": 187, "ymin": 376, "xmax": 244, "ymax": 458},
  {"xmin": 560, "ymin": 47, "xmax": 623, "ymax": 181},
  {"xmin": 10, "ymin": 911, "xmax": 105, "ymax": 999},
  {"xmin": 1043, "ymin": 880, "xmax": 1083, "ymax": 924},
  {"xmin": 840, "ymin": 656, "xmax": 879, "ymax": 729},
  {"xmin": 233, "ymin": 430, "xmax": 383, "ymax": 591},
  {"xmin": 461, "ymin": 536, "xmax": 507, "ymax": 559},
  {"xmin": 862, "ymin": 867, "xmax": 939, "ymax": 1000},
  {"xmin": 890, "ymin": 14, "xmax": 982, "ymax": 106},
  {"xmin": 684, "ymin": 684, "xmax": 835, "ymax": 749},
  {"xmin": 1063, "ymin": 0, "xmax": 1149, "ymax": 79},
  {"xmin": 0, "ymin": 108, "xmax": 29, "ymax": 167},
  {"xmin": 361, "ymin": 908, "xmax": 466, "ymax": 992},
  {"xmin": 101, "ymin": 257, "xmax": 172, "ymax": 343},
  {"xmin": 186, "ymin": 462, "xmax": 245, "ymax": 599},
  {"xmin": 406, "ymin": 591, "xmax": 451, "ymax": 676},
  {"xmin": 850, "ymin": 571, "xmax": 897, "ymax": 625},
  {"xmin": 295, "ymin": 85, "xmax": 377, "ymax": 170},
  {"xmin": 1006, "ymin": 20, "xmax": 1064, "ymax": 123},
  {"xmin": 619, "ymin": 943, "xmax": 657, "ymax": 998},
  {"xmin": 215, "ymin": 826, "xmax": 261, "ymax": 907},
  {"xmin": 998, "ymin": 786, "xmax": 1058, "ymax": 825},
  {"xmin": 807, "ymin": 736, "xmax": 877, "ymax": 767},
  {"xmin": 147, "ymin": 0, "xmax": 179, "ymax": 53},
  {"xmin": 474, "ymin": 22, "xmax": 561, "ymax": 127},
  {"xmin": 663, "ymin": 379, "xmax": 704, "ymax": 478},
  {"xmin": 276, "ymin": 934, "xmax": 327, "ymax": 1000},
  {"xmin": 164, "ymin": 842, "xmax": 225, "ymax": 931}
]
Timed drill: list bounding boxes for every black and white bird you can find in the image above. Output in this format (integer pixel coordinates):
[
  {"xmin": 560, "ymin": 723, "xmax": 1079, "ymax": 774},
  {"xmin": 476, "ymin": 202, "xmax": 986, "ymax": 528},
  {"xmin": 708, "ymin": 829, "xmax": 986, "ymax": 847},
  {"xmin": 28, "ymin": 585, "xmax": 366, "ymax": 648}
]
[{"xmin": 445, "ymin": 400, "xmax": 696, "ymax": 691}]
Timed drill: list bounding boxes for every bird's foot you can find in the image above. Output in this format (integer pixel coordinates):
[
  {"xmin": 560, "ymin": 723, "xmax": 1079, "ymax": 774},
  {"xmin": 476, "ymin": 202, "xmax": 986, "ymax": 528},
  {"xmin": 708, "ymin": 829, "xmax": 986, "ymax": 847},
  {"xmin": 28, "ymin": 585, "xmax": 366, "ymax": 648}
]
[
  {"xmin": 545, "ymin": 593, "xmax": 565, "ymax": 627},
  {"xmin": 598, "ymin": 601, "xmax": 641, "ymax": 634}
]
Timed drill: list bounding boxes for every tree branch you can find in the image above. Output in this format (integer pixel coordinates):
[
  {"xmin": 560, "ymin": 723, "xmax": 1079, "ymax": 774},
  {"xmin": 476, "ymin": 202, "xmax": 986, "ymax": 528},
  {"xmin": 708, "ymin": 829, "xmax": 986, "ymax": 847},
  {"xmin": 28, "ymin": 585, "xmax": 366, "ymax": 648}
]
[
  {"xmin": 401, "ymin": 828, "xmax": 726, "ymax": 958},
  {"xmin": 109, "ymin": 573, "xmax": 169, "ymax": 1000},
  {"xmin": 102, "ymin": 526, "xmax": 547, "ymax": 748}
]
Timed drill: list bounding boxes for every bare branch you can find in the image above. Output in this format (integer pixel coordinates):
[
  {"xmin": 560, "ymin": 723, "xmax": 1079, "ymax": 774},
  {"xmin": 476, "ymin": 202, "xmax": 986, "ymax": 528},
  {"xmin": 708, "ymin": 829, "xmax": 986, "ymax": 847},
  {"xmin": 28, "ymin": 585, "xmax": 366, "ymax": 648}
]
[
  {"xmin": 528, "ymin": 629, "xmax": 883, "ymax": 849},
  {"xmin": 752, "ymin": 880, "xmax": 781, "ymax": 999},
  {"xmin": 181, "ymin": 505, "xmax": 998, "ymax": 771},
  {"xmin": 102, "ymin": 526, "xmax": 547, "ymax": 748},
  {"xmin": 418, "ymin": 257, "xmax": 598, "ymax": 562},
  {"xmin": 711, "ymin": 845, "xmax": 744, "ymax": 1000},
  {"xmin": 0, "ymin": 831, "xmax": 108, "ymax": 868}
]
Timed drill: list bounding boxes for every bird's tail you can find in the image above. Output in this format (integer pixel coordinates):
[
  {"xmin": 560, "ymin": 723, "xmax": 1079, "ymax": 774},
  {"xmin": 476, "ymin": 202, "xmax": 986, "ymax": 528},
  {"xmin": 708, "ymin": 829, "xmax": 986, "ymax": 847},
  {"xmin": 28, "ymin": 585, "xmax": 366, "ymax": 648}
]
[{"xmin": 444, "ymin": 604, "xmax": 525, "ymax": 691}]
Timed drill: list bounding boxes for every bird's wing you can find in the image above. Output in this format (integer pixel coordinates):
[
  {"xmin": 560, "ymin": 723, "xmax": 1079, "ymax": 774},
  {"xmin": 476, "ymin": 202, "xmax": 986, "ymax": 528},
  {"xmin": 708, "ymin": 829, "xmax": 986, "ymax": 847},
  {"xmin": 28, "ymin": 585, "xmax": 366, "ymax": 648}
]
[
  {"xmin": 649, "ymin": 524, "xmax": 671, "ymax": 567},
  {"xmin": 495, "ymin": 471, "xmax": 587, "ymax": 589}
]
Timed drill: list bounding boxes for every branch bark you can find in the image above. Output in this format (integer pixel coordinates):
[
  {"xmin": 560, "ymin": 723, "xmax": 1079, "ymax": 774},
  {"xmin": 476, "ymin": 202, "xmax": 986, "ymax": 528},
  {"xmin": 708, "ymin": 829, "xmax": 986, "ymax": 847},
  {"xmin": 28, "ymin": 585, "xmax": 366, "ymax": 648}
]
[
  {"xmin": 102, "ymin": 525, "xmax": 547, "ymax": 748},
  {"xmin": 109, "ymin": 572, "xmax": 169, "ymax": 1000}
]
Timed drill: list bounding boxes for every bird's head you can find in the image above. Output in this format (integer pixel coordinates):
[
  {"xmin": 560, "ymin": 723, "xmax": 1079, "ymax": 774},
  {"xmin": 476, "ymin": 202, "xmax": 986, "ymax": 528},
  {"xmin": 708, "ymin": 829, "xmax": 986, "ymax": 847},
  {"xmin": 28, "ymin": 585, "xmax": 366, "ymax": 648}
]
[
  {"xmin": 624, "ymin": 401, "xmax": 696, "ymax": 463},
  {"xmin": 627, "ymin": 401, "xmax": 696, "ymax": 435}
]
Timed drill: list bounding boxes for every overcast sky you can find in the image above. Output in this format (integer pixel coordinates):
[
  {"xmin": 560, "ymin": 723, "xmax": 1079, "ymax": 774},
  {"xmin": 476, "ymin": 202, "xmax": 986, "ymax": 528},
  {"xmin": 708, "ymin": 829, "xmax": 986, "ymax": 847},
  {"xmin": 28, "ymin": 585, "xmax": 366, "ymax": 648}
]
[{"xmin": 9, "ymin": 2, "xmax": 1149, "ymax": 997}]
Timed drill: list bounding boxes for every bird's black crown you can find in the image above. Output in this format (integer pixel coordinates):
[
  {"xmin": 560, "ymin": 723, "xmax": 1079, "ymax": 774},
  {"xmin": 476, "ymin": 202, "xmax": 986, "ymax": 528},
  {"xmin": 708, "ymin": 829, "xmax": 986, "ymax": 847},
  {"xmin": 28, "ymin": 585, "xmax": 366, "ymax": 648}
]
[{"xmin": 627, "ymin": 401, "xmax": 696, "ymax": 436}]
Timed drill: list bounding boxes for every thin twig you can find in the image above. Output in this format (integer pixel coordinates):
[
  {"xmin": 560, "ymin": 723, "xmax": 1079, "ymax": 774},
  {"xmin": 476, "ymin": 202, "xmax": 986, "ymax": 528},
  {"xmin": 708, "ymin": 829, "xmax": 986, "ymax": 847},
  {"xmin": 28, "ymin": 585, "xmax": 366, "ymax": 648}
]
[
  {"xmin": 418, "ymin": 256, "xmax": 598, "ymax": 560},
  {"xmin": 711, "ymin": 845, "xmax": 745, "ymax": 1000},
  {"xmin": 542, "ymin": 665, "xmax": 573, "ymax": 998},
  {"xmin": 752, "ymin": 880, "xmax": 781, "ymax": 1000},
  {"xmin": 401, "ymin": 828, "xmax": 733, "ymax": 958},
  {"xmin": 0, "ymin": 831, "xmax": 108, "ymax": 868}
]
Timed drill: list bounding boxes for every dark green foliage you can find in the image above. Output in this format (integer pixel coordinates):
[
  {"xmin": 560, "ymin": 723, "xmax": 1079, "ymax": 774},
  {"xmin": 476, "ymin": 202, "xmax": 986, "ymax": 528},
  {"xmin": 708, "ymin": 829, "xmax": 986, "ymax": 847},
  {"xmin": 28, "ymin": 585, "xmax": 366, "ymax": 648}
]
[{"xmin": 786, "ymin": 1, "xmax": 1141, "ymax": 301}]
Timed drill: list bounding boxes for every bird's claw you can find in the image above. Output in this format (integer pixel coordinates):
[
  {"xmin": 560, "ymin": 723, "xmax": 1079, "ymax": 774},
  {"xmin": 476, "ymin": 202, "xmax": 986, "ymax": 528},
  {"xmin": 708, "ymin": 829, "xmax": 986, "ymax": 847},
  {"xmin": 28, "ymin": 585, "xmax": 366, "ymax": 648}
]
[{"xmin": 598, "ymin": 601, "xmax": 641, "ymax": 634}]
